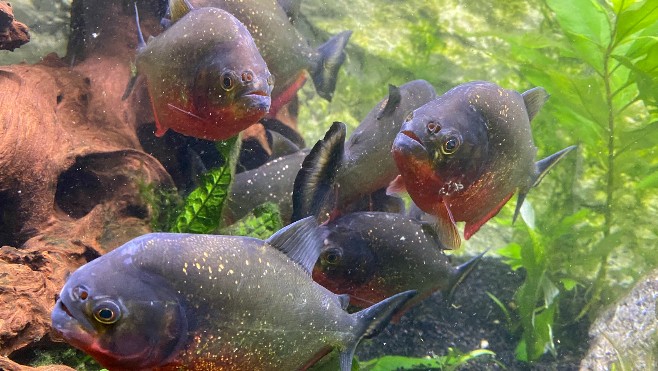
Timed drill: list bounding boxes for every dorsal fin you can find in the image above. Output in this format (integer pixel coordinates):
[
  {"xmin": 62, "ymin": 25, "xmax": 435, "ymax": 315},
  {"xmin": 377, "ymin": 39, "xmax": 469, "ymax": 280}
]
[
  {"xmin": 522, "ymin": 87, "xmax": 550, "ymax": 122},
  {"xmin": 291, "ymin": 122, "xmax": 346, "ymax": 222},
  {"xmin": 266, "ymin": 216, "xmax": 324, "ymax": 275},
  {"xmin": 376, "ymin": 84, "xmax": 402, "ymax": 120},
  {"xmin": 169, "ymin": 0, "xmax": 194, "ymax": 22}
]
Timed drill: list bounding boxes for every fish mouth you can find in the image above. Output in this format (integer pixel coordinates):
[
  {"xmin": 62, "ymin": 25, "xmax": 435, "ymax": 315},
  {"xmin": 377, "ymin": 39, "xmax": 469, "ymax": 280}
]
[
  {"xmin": 400, "ymin": 130, "xmax": 424, "ymax": 147},
  {"xmin": 60, "ymin": 300, "xmax": 74, "ymax": 318},
  {"xmin": 242, "ymin": 89, "xmax": 271, "ymax": 99}
]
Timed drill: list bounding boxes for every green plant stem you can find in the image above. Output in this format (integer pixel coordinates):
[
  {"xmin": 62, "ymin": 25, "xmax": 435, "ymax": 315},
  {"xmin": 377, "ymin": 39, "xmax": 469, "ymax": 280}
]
[{"xmin": 584, "ymin": 6, "xmax": 620, "ymax": 316}]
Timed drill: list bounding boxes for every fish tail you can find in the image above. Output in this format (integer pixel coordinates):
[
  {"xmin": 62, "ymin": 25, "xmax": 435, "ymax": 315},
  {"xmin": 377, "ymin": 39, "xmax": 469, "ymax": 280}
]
[
  {"xmin": 309, "ymin": 30, "xmax": 352, "ymax": 101},
  {"xmin": 291, "ymin": 122, "xmax": 346, "ymax": 222},
  {"xmin": 340, "ymin": 290, "xmax": 417, "ymax": 371},
  {"xmin": 513, "ymin": 145, "xmax": 578, "ymax": 222},
  {"xmin": 446, "ymin": 250, "xmax": 487, "ymax": 302}
]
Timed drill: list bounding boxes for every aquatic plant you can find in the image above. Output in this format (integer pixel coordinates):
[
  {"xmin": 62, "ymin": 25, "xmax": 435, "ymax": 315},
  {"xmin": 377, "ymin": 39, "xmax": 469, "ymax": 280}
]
[
  {"xmin": 494, "ymin": 0, "xmax": 658, "ymax": 362},
  {"xmin": 299, "ymin": 0, "xmax": 658, "ymax": 364},
  {"xmin": 218, "ymin": 202, "xmax": 284, "ymax": 239},
  {"xmin": 358, "ymin": 348, "xmax": 497, "ymax": 371},
  {"xmin": 170, "ymin": 136, "xmax": 240, "ymax": 233}
]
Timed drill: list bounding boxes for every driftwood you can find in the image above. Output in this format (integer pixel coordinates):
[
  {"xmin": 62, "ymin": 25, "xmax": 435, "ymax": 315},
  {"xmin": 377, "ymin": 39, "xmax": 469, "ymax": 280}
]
[
  {"xmin": 0, "ymin": 1, "xmax": 29, "ymax": 51},
  {"xmin": 0, "ymin": 0, "xmax": 301, "ymax": 364},
  {"xmin": 0, "ymin": 0, "xmax": 172, "ymax": 360}
]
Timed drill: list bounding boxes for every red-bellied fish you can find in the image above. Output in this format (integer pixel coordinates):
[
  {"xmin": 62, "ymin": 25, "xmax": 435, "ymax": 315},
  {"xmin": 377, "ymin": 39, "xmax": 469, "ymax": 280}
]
[
  {"xmin": 51, "ymin": 217, "xmax": 416, "ymax": 371},
  {"xmin": 390, "ymin": 81, "xmax": 576, "ymax": 249},
  {"xmin": 174, "ymin": 0, "xmax": 352, "ymax": 115},
  {"xmin": 133, "ymin": 1, "xmax": 273, "ymax": 140},
  {"xmin": 312, "ymin": 211, "xmax": 483, "ymax": 319}
]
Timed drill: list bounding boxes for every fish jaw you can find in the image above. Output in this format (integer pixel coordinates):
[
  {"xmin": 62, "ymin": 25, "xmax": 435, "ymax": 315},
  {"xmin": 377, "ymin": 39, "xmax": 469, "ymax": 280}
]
[
  {"xmin": 392, "ymin": 131, "xmax": 443, "ymax": 212},
  {"xmin": 51, "ymin": 298, "xmax": 97, "ymax": 351},
  {"xmin": 392, "ymin": 130, "xmax": 427, "ymax": 158}
]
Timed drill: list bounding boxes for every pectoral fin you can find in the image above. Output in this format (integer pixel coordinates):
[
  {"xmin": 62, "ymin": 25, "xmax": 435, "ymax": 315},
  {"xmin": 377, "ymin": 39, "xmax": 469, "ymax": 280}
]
[
  {"xmin": 385, "ymin": 175, "xmax": 406, "ymax": 195},
  {"xmin": 435, "ymin": 202, "xmax": 461, "ymax": 249}
]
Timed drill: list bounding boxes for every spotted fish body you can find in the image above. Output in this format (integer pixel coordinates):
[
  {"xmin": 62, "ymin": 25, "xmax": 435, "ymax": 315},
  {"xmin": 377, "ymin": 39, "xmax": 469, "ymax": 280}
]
[
  {"xmin": 312, "ymin": 212, "xmax": 480, "ymax": 315},
  {"xmin": 223, "ymin": 149, "xmax": 309, "ymax": 225},
  {"xmin": 51, "ymin": 218, "xmax": 415, "ymax": 370},
  {"xmin": 335, "ymin": 80, "xmax": 438, "ymax": 208},
  {"xmin": 136, "ymin": 6, "xmax": 273, "ymax": 140},
  {"xmin": 181, "ymin": 0, "xmax": 352, "ymax": 113},
  {"xmin": 391, "ymin": 81, "xmax": 576, "ymax": 249}
]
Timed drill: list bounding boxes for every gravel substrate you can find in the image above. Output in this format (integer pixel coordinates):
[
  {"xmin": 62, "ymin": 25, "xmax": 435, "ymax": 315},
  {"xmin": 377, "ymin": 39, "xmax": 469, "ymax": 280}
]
[{"xmin": 356, "ymin": 257, "xmax": 589, "ymax": 370}]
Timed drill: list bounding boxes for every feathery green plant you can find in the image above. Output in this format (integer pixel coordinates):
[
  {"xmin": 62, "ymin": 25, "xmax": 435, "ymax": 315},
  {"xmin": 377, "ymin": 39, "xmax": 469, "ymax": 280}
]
[{"xmin": 494, "ymin": 0, "xmax": 658, "ymax": 361}]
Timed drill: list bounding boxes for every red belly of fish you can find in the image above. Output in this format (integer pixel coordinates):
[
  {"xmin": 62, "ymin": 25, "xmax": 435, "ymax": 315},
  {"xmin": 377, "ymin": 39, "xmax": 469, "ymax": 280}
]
[{"xmin": 149, "ymin": 87, "xmax": 263, "ymax": 141}]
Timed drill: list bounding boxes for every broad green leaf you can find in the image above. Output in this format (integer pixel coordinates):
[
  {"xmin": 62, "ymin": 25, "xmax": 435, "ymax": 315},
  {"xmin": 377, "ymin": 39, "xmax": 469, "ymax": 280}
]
[
  {"xmin": 171, "ymin": 136, "xmax": 241, "ymax": 234},
  {"xmin": 359, "ymin": 355, "xmax": 442, "ymax": 370},
  {"xmin": 612, "ymin": 0, "xmax": 635, "ymax": 14},
  {"xmin": 637, "ymin": 169, "xmax": 658, "ymax": 189},
  {"xmin": 497, "ymin": 242, "xmax": 523, "ymax": 270},
  {"xmin": 218, "ymin": 202, "xmax": 283, "ymax": 240},
  {"xmin": 560, "ymin": 278, "xmax": 580, "ymax": 291},
  {"xmin": 615, "ymin": 0, "xmax": 658, "ymax": 46},
  {"xmin": 617, "ymin": 121, "xmax": 658, "ymax": 154},
  {"xmin": 540, "ymin": 276, "xmax": 560, "ymax": 307},
  {"xmin": 546, "ymin": 0, "xmax": 611, "ymax": 73}
]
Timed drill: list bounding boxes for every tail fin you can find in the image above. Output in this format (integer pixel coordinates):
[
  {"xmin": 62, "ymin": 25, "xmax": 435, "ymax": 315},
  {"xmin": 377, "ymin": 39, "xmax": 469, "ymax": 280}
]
[
  {"xmin": 446, "ymin": 250, "xmax": 487, "ymax": 302},
  {"xmin": 291, "ymin": 122, "xmax": 346, "ymax": 222},
  {"xmin": 513, "ymin": 145, "xmax": 578, "ymax": 222},
  {"xmin": 340, "ymin": 290, "xmax": 417, "ymax": 371},
  {"xmin": 310, "ymin": 31, "xmax": 352, "ymax": 101}
]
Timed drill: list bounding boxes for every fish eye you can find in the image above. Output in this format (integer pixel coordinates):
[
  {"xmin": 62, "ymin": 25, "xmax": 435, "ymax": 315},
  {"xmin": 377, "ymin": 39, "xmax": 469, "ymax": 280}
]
[
  {"xmin": 93, "ymin": 300, "xmax": 121, "ymax": 325},
  {"xmin": 221, "ymin": 72, "xmax": 235, "ymax": 91},
  {"xmin": 322, "ymin": 248, "xmax": 342, "ymax": 265},
  {"xmin": 267, "ymin": 74, "xmax": 275, "ymax": 87},
  {"xmin": 441, "ymin": 135, "xmax": 461, "ymax": 155},
  {"xmin": 427, "ymin": 121, "xmax": 440, "ymax": 134}
]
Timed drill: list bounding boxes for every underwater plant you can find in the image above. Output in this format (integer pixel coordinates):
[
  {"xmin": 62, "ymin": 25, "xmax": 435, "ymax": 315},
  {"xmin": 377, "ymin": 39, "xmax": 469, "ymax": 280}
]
[
  {"xmin": 170, "ymin": 136, "xmax": 240, "ymax": 234},
  {"xmin": 298, "ymin": 0, "xmax": 658, "ymax": 364},
  {"xmin": 494, "ymin": 0, "xmax": 658, "ymax": 362}
]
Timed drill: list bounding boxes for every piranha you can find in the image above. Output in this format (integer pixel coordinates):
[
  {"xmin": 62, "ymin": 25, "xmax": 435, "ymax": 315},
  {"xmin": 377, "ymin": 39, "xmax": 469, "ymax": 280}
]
[
  {"xmin": 224, "ymin": 80, "xmax": 436, "ymax": 225},
  {"xmin": 174, "ymin": 0, "xmax": 352, "ymax": 115},
  {"xmin": 312, "ymin": 211, "xmax": 483, "ymax": 318},
  {"xmin": 131, "ymin": 0, "xmax": 273, "ymax": 140},
  {"xmin": 51, "ymin": 217, "xmax": 416, "ymax": 371},
  {"xmin": 292, "ymin": 80, "xmax": 437, "ymax": 220},
  {"xmin": 390, "ymin": 81, "xmax": 577, "ymax": 249}
]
